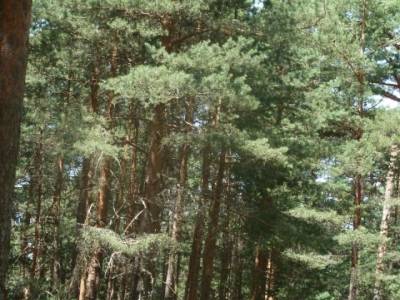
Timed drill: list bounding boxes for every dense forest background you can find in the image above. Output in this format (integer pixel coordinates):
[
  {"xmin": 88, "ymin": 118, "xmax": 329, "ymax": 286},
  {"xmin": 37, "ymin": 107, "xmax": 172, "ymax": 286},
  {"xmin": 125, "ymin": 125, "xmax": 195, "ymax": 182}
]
[{"xmin": 2, "ymin": 0, "xmax": 400, "ymax": 299}]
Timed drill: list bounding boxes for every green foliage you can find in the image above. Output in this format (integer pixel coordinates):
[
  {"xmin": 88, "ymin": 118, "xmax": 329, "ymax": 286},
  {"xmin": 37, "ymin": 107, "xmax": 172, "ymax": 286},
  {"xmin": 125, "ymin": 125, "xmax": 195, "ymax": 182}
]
[{"xmin": 80, "ymin": 226, "xmax": 172, "ymax": 257}]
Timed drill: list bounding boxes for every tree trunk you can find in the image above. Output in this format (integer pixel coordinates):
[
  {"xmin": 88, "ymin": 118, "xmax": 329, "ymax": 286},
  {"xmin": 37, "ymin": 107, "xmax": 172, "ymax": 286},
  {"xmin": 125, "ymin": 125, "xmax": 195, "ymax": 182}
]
[
  {"xmin": 266, "ymin": 249, "xmax": 276, "ymax": 300},
  {"xmin": 231, "ymin": 237, "xmax": 244, "ymax": 300},
  {"xmin": 84, "ymin": 158, "xmax": 111, "ymax": 300},
  {"xmin": 140, "ymin": 104, "xmax": 166, "ymax": 234},
  {"xmin": 251, "ymin": 245, "xmax": 267, "ymax": 300},
  {"xmin": 348, "ymin": 174, "xmax": 363, "ymax": 300},
  {"xmin": 185, "ymin": 146, "xmax": 211, "ymax": 300},
  {"xmin": 31, "ymin": 130, "xmax": 44, "ymax": 280},
  {"xmin": 200, "ymin": 149, "xmax": 227, "ymax": 300},
  {"xmin": 70, "ymin": 157, "xmax": 92, "ymax": 297},
  {"xmin": 0, "ymin": 0, "xmax": 32, "ymax": 296},
  {"xmin": 165, "ymin": 101, "xmax": 193, "ymax": 300},
  {"xmin": 218, "ymin": 175, "xmax": 232, "ymax": 300},
  {"xmin": 373, "ymin": 145, "xmax": 399, "ymax": 300},
  {"xmin": 348, "ymin": 2, "xmax": 367, "ymax": 298},
  {"xmin": 51, "ymin": 157, "xmax": 64, "ymax": 290}
]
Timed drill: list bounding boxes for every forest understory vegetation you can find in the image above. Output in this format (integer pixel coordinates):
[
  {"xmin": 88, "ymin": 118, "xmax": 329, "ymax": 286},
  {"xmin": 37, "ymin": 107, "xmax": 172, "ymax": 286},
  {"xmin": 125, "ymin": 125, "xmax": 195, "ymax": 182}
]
[{"xmin": 1, "ymin": 0, "xmax": 400, "ymax": 299}]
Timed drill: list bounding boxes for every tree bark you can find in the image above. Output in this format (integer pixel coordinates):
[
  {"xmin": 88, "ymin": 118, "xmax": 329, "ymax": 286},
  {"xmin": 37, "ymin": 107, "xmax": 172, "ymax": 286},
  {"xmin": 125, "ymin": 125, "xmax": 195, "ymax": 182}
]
[
  {"xmin": 84, "ymin": 158, "xmax": 111, "ymax": 300},
  {"xmin": 373, "ymin": 145, "xmax": 399, "ymax": 300},
  {"xmin": 165, "ymin": 101, "xmax": 193, "ymax": 300},
  {"xmin": 251, "ymin": 245, "xmax": 267, "ymax": 300},
  {"xmin": 70, "ymin": 157, "xmax": 92, "ymax": 297},
  {"xmin": 51, "ymin": 157, "xmax": 64, "ymax": 290},
  {"xmin": 200, "ymin": 149, "xmax": 226, "ymax": 300},
  {"xmin": 0, "ymin": 0, "xmax": 32, "ymax": 296},
  {"xmin": 218, "ymin": 175, "xmax": 232, "ymax": 300},
  {"xmin": 31, "ymin": 130, "xmax": 44, "ymax": 280},
  {"xmin": 231, "ymin": 237, "xmax": 244, "ymax": 300},
  {"xmin": 185, "ymin": 146, "xmax": 211, "ymax": 300},
  {"xmin": 140, "ymin": 104, "xmax": 166, "ymax": 234},
  {"xmin": 266, "ymin": 249, "xmax": 276, "ymax": 300},
  {"xmin": 348, "ymin": 174, "xmax": 363, "ymax": 300},
  {"xmin": 348, "ymin": 2, "xmax": 367, "ymax": 298}
]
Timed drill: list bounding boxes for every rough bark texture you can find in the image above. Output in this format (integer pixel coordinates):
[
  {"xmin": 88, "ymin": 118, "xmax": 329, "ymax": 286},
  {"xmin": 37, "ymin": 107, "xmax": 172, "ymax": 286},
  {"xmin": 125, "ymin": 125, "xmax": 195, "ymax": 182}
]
[
  {"xmin": 0, "ymin": 0, "xmax": 32, "ymax": 297},
  {"xmin": 373, "ymin": 145, "xmax": 399, "ymax": 300},
  {"xmin": 200, "ymin": 150, "xmax": 226, "ymax": 300}
]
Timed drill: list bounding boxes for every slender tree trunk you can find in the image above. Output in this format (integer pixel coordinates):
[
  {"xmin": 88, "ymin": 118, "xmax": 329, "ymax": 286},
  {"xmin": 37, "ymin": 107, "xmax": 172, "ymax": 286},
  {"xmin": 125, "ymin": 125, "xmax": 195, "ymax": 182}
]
[
  {"xmin": 218, "ymin": 175, "xmax": 232, "ymax": 300},
  {"xmin": 126, "ymin": 108, "xmax": 140, "ymax": 234},
  {"xmin": 185, "ymin": 146, "xmax": 211, "ymax": 300},
  {"xmin": 165, "ymin": 101, "xmax": 193, "ymax": 300},
  {"xmin": 70, "ymin": 158, "xmax": 92, "ymax": 297},
  {"xmin": 0, "ymin": 1, "xmax": 32, "ymax": 296},
  {"xmin": 231, "ymin": 237, "xmax": 243, "ymax": 300},
  {"xmin": 348, "ymin": 4, "xmax": 367, "ymax": 295},
  {"xmin": 348, "ymin": 174, "xmax": 363, "ymax": 300},
  {"xmin": 51, "ymin": 157, "xmax": 64, "ymax": 290},
  {"xmin": 251, "ymin": 245, "xmax": 267, "ymax": 300},
  {"xmin": 373, "ymin": 145, "xmax": 399, "ymax": 300},
  {"xmin": 266, "ymin": 249, "xmax": 276, "ymax": 300},
  {"xmin": 31, "ymin": 130, "xmax": 44, "ymax": 280},
  {"xmin": 140, "ymin": 104, "xmax": 166, "ymax": 234},
  {"xmin": 84, "ymin": 158, "xmax": 111, "ymax": 300},
  {"xmin": 20, "ymin": 181, "xmax": 32, "ymax": 279},
  {"xmin": 200, "ymin": 149, "xmax": 227, "ymax": 300}
]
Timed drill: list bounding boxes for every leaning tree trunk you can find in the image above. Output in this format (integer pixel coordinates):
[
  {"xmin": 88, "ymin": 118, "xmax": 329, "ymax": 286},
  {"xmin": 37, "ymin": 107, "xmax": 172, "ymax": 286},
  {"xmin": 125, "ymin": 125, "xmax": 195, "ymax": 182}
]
[
  {"xmin": 373, "ymin": 145, "xmax": 399, "ymax": 300},
  {"xmin": 0, "ymin": 0, "xmax": 32, "ymax": 297},
  {"xmin": 200, "ymin": 149, "xmax": 226, "ymax": 300}
]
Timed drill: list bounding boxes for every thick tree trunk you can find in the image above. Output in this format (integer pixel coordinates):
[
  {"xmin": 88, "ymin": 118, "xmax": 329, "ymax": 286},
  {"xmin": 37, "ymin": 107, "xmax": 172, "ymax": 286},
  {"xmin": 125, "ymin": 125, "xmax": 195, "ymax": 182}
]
[
  {"xmin": 373, "ymin": 145, "xmax": 399, "ymax": 300},
  {"xmin": 200, "ymin": 149, "xmax": 226, "ymax": 300},
  {"xmin": 185, "ymin": 146, "xmax": 211, "ymax": 300},
  {"xmin": 0, "ymin": 1, "xmax": 32, "ymax": 296},
  {"xmin": 251, "ymin": 245, "xmax": 267, "ymax": 300},
  {"xmin": 165, "ymin": 101, "xmax": 193, "ymax": 300}
]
